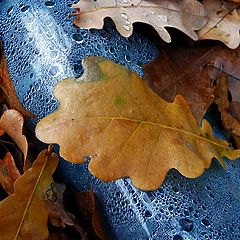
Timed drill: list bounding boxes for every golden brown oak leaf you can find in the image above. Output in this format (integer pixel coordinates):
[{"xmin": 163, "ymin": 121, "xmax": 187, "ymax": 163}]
[
  {"xmin": 35, "ymin": 57, "xmax": 240, "ymax": 191},
  {"xmin": 0, "ymin": 149, "xmax": 58, "ymax": 240},
  {"xmin": 0, "ymin": 152, "xmax": 21, "ymax": 195},
  {"xmin": 0, "ymin": 109, "xmax": 29, "ymax": 171},
  {"xmin": 197, "ymin": 0, "xmax": 240, "ymax": 49},
  {"xmin": 71, "ymin": 0, "xmax": 207, "ymax": 43},
  {"xmin": 0, "ymin": 40, "xmax": 34, "ymax": 118}
]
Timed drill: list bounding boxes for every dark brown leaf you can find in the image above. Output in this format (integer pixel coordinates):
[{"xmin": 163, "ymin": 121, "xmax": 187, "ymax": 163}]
[
  {"xmin": 72, "ymin": 189, "xmax": 107, "ymax": 240},
  {"xmin": 143, "ymin": 42, "xmax": 223, "ymax": 124}
]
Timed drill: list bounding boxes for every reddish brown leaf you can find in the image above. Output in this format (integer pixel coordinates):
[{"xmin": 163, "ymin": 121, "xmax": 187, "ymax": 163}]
[
  {"xmin": 208, "ymin": 46, "xmax": 240, "ymax": 147},
  {"xmin": 0, "ymin": 152, "xmax": 21, "ymax": 195},
  {"xmin": 143, "ymin": 42, "xmax": 240, "ymax": 124},
  {"xmin": 143, "ymin": 42, "xmax": 225, "ymax": 124},
  {"xmin": 73, "ymin": 190, "xmax": 107, "ymax": 240},
  {"xmin": 0, "ymin": 40, "xmax": 34, "ymax": 118},
  {"xmin": 214, "ymin": 72, "xmax": 240, "ymax": 147}
]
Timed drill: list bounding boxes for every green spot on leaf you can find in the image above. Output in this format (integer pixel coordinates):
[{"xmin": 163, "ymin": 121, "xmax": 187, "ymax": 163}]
[{"xmin": 114, "ymin": 95, "xmax": 125, "ymax": 106}]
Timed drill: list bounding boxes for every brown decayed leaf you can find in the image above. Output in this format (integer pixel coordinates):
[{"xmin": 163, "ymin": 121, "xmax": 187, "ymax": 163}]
[
  {"xmin": 0, "ymin": 40, "xmax": 33, "ymax": 118},
  {"xmin": 0, "ymin": 152, "xmax": 21, "ymax": 194},
  {"xmin": 0, "ymin": 109, "xmax": 29, "ymax": 171},
  {"xmin": 73, "ymin": 189, "xmax": 107, "ymax": 240},
  {"xmin": 214, "ymin": 72, "xmax": 240, "ymax": 147},
  {"xmin": 36, "ymin": 57, "xmax": 240, "ymax": 190},
  {"xmin": 44, "ymin": 183, "xmax": 88, "ymax": 239},
  {"xmin": 71, "ymin": 0, "xmax": 207, "ymax": 43},
  {"xmin": 45, "ymin": 183, "xmax": 72, "ymax": 228},
  {"xmin": 207, "ymin": 46, "xmax": 240, "ymax": 146},
  {"xmin": 143, "ymin": 42, "xmax": 224, "ymax": 124},
  {"xmin": 197, "ymin": 0, "xmax": 240, "ymax": 49},
  {"xmin": 0, "ymin": 149, "xmax": 58, "ymax": 240}
]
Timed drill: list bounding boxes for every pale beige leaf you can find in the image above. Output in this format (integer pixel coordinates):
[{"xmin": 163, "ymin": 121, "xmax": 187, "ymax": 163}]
[
  {"xmin": 71, "ymin": 0, "xmax": 207, "ymax": 43},
  {"xmin": 197, "ymin": 0, "xmax": 240, "ymax": 49},
  {"xmin": 0, "ymin": 109, "xmax": 28, "ymax": 170}
]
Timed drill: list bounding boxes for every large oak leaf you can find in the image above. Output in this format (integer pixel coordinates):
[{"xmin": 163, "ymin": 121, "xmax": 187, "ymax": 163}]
[
  {"xmin": 36, "ymin": 57, "xmax": 240, "ymax": 190},
  {"xmin": 0, "ymin": 149, "xmax": 58, "ymax": 240},
  {"xmin": 71, "ymin": 0, "xmax": 207, "ymax": 43}
]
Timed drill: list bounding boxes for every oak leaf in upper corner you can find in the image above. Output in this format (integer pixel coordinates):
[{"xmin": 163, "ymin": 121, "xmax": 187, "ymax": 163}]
[
  {"xmin": 36, "ymin": 57, "xmax": 240, "ymax": 191},
  {"xmin": 71, "ymin": 0, "xmax": 207, "ymax": 43},
  {"xmin": 197, "ymin": 0, "xmax": 240, "ymax": 49}
]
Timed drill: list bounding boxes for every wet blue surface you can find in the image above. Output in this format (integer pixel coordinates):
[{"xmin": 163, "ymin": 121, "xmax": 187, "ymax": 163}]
[{"xmin": 1, "ymin": 1, "xmax": 240, "ymax": 239}]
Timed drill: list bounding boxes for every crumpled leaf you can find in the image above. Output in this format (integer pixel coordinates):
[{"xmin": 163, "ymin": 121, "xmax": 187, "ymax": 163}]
[
  {"xmin": 0, "ymin": 40, "xmax": 34, "ymax": 118},
  {"xmin": 208, "ymin": 46, "xmax": 240, "ymax": 146},
  {"xmin": 71, "ymin": 0, "xmax": 207, "ymax": 43},
  {"xmin": 143, "ymin": 41, "xmax": 224, "ymax": 124},
  {"xmin": 36, "ymin": 57, "xmax": 240, "ymax": 190},
  {"xmin": 214, "ymin": 72, "xmax": 240, "ymax": 147},
  {"xmin": 45, "ymin": 183, "xmax": 73, "ymax": 228},
  {"xmin": 197, "ymin": 0, "xmax": 240, "ymax": 49},
  {"xmin": 0, "ymin": 148, "xmax": 58, "ymax": 240},
  {"xmin": 0, "ymin": 152, "xmax": 21, "ymax": 194},
  {"xmin": 73, "ymin": 189, "xmax": 107, "ymax": 240},
  {"xmin": 0, "ymin": 109, "xmax": 29, "ymax": 171},
  {"xmin": 44, "ymin": 182, "xmax": 87, "ymax": 239}
]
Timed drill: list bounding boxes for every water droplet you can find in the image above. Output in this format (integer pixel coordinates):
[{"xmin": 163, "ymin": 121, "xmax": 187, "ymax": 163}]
[
  {"xmin": 121, "ymin": 13, "xmax": 128, "ymax": 20},
  {"xmin": 144, "ymin": 210, "xmax": 152, "ymax": 218},
  {"xmin": 125, "ymin": 55, "xmax": 130, "ymax": 61},
  {"xmin": 173, "ymin": 235, "xmax": 183, "ymax": 240},
  {"xmin": 72, "ymin": 33, "xmax": 83, "ymax": 42},
  {"xmin": 202, "ymin": 219, "xmax": 210, "ymax": 227},
  {"xmin": 45, "ymin": 1, "xmax": 55, "ymax": 7},
  {"xmin": 7, "ymin": 6, "xmax": 14, "ymax": 14},
  {"xmin": 49, "ymin": 66, "xmax": 59, "ymax": 76},
  {"xmin": 179, "ymin": 218, "xmax": 193, "ymax": 232},
  {"xmin": 20, "ymin": 5, "xmax": 30, "ymax": 13},
  {"xmin": 123, "ymin": 25, "xmax": 130, "ymax": 31},
  {"xmin": 158, "ymin": 14, "xmax": 168, "ymax": 22},
  {"xmin": 172, "ymin": 186, "xmax": 179, "ymax": 193}
]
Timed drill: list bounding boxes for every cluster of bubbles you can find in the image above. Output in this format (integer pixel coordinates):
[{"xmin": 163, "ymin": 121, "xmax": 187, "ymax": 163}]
[{"xmin": 1, "ymin": 0, "xmax": 240, "ymax": 239}]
